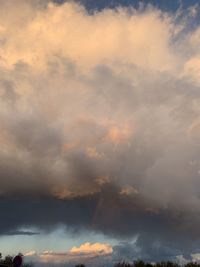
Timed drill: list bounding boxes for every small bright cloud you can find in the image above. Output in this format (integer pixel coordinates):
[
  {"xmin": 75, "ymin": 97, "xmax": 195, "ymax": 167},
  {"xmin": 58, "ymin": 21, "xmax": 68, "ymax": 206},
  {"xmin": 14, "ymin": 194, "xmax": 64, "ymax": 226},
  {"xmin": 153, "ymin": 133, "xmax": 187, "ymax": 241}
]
[
  {"xmin": 70, "ymin": 242, "xmax": 113, "ymax": 255},
  {"xmin": 25, "ymin": 242, "xmax": 113, "ymax": 264}
]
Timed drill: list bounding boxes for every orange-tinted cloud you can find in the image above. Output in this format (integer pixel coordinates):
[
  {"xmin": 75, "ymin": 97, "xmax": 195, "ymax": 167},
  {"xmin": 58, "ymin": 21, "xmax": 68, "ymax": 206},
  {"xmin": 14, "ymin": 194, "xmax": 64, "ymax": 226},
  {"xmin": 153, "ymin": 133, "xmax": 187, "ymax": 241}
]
[{"xmin": 25, "ymin": 242, "xmax": 113, "ymax": 264}]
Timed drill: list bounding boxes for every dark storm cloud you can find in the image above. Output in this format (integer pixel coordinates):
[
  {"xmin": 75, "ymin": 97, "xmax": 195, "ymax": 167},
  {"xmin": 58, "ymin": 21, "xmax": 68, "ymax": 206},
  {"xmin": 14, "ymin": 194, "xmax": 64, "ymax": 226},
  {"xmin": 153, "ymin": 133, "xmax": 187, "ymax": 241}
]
[{"xmin": 2, "ymin": 184, "xmax": 200, "ymax": 260}]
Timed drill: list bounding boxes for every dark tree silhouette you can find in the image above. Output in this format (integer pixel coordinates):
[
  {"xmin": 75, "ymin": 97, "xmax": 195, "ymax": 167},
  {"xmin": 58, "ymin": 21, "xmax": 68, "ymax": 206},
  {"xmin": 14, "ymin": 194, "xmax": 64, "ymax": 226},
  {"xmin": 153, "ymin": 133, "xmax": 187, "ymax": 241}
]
[
  {"xmin": 134, "ymin": 260, "xmax": 146, "ymax": 267},
  {"xmin": 0, "ymin": 253, "xmax": 33, "ymax": 267},
  {"xmin": 4, "ymin": 255, "xmax": 13, "ymax": 265}
]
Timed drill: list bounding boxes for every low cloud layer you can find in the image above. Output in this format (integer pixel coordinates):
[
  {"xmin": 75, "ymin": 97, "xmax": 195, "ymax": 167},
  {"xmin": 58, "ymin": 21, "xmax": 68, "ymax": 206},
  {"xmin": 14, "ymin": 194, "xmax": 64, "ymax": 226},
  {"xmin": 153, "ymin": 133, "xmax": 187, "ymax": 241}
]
[
  {"xmin": 25, "ymin": 242, "xmax": 113, "ymax": 265},
  {"xmin": 1, "ymin": 0, "xmax": 200, "ymax": 261}
]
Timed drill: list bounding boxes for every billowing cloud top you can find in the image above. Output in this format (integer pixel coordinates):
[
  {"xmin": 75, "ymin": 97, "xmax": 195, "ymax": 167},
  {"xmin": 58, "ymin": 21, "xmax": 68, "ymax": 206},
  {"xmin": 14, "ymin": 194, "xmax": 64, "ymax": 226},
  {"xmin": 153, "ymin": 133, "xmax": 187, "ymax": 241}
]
[{"xmin": 1, "ymin": 0, "xmax": 200, "ymax": 262}]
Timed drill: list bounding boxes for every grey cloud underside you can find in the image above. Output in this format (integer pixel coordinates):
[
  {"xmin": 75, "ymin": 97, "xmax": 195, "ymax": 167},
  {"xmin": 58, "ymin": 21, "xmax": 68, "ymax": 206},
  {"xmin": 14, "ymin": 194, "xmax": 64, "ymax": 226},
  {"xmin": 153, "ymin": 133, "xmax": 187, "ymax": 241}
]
[{"xmin": 1, "ymin": 186, "xmax": 200, "ymax": 260}]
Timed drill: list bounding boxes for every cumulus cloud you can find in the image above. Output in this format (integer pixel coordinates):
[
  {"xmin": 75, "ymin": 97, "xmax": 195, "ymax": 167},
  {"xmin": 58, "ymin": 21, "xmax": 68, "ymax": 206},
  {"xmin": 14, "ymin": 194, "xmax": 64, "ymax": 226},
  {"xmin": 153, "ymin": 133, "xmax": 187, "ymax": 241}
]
[
  {"xmin": 70, "ymin": 242, "xmax": 113, "ymax": 255},
  {"xmin": 1, "ymin": 0, "xmax": 200, "ymax": 261},
  {"xmin": 0, "ymin": 0, "xmax": 178, "ymax": 71},
  {"xmin": 24, "ymin": 242, "xmax": 113, "ymax": 265}
]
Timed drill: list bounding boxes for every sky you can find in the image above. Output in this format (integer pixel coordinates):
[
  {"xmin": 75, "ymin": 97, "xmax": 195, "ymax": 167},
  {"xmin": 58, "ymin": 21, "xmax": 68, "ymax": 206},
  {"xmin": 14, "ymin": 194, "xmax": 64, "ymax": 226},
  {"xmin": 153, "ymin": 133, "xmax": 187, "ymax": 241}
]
[{"xmin": 2, "ymin": 0, "xmax": 200, "ymax": 266}]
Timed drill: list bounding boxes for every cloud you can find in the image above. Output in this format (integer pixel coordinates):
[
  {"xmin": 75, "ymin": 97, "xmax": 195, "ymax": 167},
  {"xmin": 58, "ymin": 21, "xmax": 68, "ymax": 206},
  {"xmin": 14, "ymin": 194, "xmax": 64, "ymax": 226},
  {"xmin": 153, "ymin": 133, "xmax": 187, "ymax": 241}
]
[
  {"xmin": 1, "ymin": 0, "xmax": 200, "ymax": 261},
  {"xmin": 24, "ymin": 242, "xmax": 113, "ymax": 264},
  {"xmin": 3, "ymin": 230, "xmax": 39, "ymax": 236},
  {"xmin": 70, "ymin": 242, "xmax": 113, "ymax": 255},
  {"xmin": 0, "ymin": 1, "xmax": 178, "ymax": 71},
  {"xmin": 25, "ymin": 251, "xmax": 37, "ymax": 257}
]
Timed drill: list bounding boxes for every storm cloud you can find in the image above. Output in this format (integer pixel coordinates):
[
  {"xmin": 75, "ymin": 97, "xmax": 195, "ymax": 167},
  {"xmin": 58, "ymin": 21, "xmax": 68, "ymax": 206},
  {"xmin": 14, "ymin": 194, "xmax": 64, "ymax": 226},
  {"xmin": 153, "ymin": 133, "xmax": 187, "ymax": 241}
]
[{"xmin": 1, "ymin": 0, "xmax": 200, "ymax": 261}]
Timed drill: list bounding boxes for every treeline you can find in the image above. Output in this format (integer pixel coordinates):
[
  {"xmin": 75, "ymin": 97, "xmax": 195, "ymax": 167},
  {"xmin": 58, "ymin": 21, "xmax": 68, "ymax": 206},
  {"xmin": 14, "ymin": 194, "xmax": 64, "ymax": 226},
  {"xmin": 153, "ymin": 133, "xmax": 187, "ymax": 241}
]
[
  {"xmin": 1, "ymin": 254, "xmax": 200, "ymax": 267},
  {"xmin": 0, "ymin": 253, "xmax": 13, "ymax": 266},
  {"xmin": 76, "ymin": 261, "xmax": 200, "ymax": 267},
  {"xmin": 113, "ymin": 261, "xmax": 200, "ymax": 267},
  {"xmin": 0, "ymin": 253, "xmax": 32, "ymax": 267}
]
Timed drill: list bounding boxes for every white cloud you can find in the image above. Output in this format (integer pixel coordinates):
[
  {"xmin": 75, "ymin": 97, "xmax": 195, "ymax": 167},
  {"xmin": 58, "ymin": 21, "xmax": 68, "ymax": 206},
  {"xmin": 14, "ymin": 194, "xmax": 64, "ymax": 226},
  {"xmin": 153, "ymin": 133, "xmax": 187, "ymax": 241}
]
[
  {"xmin": 191, "ymin": 253, "xmax": 200, "ymax": 262},
  {"xmin": 24, "ymin": 250, "xmax": 37, "ymax": 257},
  {"xmin": 0, "ymin": 1, "xmax": 179, "ymax": 72}
]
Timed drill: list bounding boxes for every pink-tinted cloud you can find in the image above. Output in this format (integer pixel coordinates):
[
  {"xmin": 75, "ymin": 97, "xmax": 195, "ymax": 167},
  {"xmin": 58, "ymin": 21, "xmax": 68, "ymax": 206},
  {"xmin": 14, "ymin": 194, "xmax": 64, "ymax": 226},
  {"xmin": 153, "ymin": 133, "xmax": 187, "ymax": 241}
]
[{"xmin": 25, "ymin": 242, "xmax": 113, "ymax": 264}]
